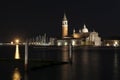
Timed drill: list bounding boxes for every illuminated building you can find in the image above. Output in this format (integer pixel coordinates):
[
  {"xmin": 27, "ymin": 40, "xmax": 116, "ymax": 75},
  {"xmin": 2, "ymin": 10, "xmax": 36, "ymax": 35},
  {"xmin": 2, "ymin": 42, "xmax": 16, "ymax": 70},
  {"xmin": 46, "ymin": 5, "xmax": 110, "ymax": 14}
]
[
  {"xmin": 62, "ymin": 13, "xmax": 68, "ymax": 38},
  {"xmin": 82, "ymin": 24, "xmax": 89, "ymax": 33},
  {"xmin": 57, "ymin": 14, "xmax": 102, "ymax": 46},
  {"xmin": 86, "ymin": 31, "xmax": 101, "ymax": 46},
  {"xmin": 27, "ymin": 13, "xmax": 102, "ymax": 46},
  {"xmin": 72, "ymin": 24, "xmax": 89, "ymax": 39},
  {"xmin": 28, "ymin": 33, "xmax": 55, "ymax": 46},
  {"xmin": 103, "ymin": 37, "xmax": 120, "ymax": 47}
]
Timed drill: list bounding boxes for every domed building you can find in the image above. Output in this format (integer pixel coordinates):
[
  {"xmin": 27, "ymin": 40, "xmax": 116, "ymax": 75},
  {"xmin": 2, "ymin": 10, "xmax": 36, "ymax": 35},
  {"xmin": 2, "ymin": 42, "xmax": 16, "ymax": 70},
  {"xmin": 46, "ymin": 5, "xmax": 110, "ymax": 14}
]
[
  {"xmin": 73, "ymin": 24, "xmax": 89, "ymax": 39},
  {"xmin": 82, "ymin": 24, "xmax": 89, "ymax": 33},
  {"xmin": 57, "ymin": 14, "xmax": 102, "ymax": 46}
]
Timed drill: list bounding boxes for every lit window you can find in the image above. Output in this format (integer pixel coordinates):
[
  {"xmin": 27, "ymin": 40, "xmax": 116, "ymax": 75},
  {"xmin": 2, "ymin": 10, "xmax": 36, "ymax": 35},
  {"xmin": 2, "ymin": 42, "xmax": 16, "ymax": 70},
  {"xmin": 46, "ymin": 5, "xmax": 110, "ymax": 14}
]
[
  {"xmin": 106, "ymin": 43, "xmax": 110, "ymax": 46},
  {"xmin": 113, "ymin": 40, "xmax": 119, "ymax": 47},
  {"xmin": 57, "ymin": 42, "xmax": 62, "ymax": 46},
  {"xmin": 64, "ymin": 42, "xmax": 68, "ymax": 46},
  {"xmin": 72, "ymin": 40, "xmax": 76, "ymax": 46}
]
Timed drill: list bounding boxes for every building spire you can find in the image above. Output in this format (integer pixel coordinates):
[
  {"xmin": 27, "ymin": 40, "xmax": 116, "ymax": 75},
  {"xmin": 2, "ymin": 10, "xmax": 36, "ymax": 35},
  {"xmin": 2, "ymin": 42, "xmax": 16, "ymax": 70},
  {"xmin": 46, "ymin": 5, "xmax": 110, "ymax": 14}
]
[
  {"xmin": 84, "ymin": 24, "xmax": 86, "ymax": 28},
  {"xmin": 82, "ymin": 24, "xmax": 89, "ymax": 33},
  {"xmin": 73, "ymin": 29, "xmax": 75, "ymax": 34},
  {"xmin": 79, "ymin": 29, "xmax": 81, "ymax": 33},
  {"xmin": 63, "ymin": 13, "xmax": 67, "ymax": 21}
]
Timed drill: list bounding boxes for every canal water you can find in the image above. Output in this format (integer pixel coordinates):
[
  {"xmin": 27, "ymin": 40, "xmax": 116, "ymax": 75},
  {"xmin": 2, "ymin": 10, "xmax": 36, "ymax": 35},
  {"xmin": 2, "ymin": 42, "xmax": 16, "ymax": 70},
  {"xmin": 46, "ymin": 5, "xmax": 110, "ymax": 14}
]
[{"xmin": 0, "ymin": 45, "xmax": 120, "ymax": 80}]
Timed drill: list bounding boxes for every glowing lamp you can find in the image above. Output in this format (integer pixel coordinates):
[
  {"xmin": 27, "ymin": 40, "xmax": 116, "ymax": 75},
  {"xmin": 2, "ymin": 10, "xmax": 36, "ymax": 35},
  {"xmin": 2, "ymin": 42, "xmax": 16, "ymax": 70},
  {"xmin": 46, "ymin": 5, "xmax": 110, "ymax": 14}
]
[
  {"xmin": 11, "ymin": 41, "xmax": 14, "ymax": 45},
  {"xmin": 15, "ymin": 39, "xmax": 19, "ymax": 43}
]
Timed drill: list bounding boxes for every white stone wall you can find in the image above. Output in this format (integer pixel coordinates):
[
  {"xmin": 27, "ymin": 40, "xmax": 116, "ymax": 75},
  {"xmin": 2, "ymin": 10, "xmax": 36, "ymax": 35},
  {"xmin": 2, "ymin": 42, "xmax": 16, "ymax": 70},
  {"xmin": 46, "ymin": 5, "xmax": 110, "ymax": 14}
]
[{"xmin": 88, "ymin": 31, "xmax": 101, "ymax": 46}]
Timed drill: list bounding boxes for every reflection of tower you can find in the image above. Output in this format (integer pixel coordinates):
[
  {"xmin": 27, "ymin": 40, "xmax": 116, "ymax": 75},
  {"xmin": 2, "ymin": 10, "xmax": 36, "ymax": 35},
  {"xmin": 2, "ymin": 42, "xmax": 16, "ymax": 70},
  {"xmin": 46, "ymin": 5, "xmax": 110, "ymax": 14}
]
[
  {"xmin": 61, "ymin": 46, "xmax": 69, "ymax": 62},
  {"xmin": 62, "ymin": 13, "xmax": 68, "ymax": 38}
]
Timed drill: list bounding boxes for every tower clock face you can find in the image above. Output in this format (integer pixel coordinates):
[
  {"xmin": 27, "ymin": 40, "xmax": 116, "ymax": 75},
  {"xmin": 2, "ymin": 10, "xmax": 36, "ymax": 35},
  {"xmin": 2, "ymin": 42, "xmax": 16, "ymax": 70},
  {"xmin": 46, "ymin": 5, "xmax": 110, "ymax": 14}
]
[
  {"xmin": 63, "ymin": 21, "xmax": 67, "ymax": 25},
  {"xmin": 65, "ymin": 21, "xmax": 67, "ymax": 25}
]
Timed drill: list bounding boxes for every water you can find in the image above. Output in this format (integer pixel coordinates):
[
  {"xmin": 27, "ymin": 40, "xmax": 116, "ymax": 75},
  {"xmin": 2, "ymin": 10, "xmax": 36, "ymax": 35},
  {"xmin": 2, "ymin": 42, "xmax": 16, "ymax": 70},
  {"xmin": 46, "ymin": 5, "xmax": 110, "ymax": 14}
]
[{"xmin": 0, "ymin": 45, "xmax": 120, "ymax": 80}]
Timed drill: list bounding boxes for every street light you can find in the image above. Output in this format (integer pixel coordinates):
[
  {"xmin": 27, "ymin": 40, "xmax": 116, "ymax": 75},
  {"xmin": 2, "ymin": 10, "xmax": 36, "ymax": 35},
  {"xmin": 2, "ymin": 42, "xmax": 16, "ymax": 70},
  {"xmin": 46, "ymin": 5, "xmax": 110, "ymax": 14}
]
[
  {"xmin": 113, "ymin": 40, "xmax": 119, "ymax": 47},
  {"xmin": 15, "ymin": 39, "xmax": 19, "ymax": 44}
]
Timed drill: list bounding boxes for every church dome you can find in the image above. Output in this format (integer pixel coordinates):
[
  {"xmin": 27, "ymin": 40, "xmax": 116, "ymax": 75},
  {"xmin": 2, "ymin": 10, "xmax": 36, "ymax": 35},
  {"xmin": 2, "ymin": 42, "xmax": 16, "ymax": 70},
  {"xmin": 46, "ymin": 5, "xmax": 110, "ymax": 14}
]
[{"xmin": 82, "ymin": 24, "xmax": 88, "ymax": 33}]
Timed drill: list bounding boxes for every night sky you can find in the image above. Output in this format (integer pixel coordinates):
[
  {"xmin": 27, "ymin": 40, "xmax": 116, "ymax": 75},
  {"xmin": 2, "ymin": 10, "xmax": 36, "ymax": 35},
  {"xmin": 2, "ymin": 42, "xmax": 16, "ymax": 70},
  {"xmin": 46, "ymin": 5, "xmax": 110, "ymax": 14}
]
[{"xmin": 0, "ymin": 0, "xmax": 120, "ymax": 42}]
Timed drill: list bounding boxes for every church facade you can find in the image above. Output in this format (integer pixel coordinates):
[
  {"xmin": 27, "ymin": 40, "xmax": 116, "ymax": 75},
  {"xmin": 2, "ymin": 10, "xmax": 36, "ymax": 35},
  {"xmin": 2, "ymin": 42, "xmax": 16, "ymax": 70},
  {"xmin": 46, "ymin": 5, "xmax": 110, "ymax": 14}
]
[{"xmin": 57, "ymin": 14, "xmax": 102, "ymax": 46}]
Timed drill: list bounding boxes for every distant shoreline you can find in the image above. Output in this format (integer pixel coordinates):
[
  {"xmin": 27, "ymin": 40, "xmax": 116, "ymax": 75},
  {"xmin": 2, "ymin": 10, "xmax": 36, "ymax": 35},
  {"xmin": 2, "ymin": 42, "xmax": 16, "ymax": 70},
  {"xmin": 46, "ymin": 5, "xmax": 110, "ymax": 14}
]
[{"xmin": 0, "ymin": 44, "xmax": 119, "ymax": 50}]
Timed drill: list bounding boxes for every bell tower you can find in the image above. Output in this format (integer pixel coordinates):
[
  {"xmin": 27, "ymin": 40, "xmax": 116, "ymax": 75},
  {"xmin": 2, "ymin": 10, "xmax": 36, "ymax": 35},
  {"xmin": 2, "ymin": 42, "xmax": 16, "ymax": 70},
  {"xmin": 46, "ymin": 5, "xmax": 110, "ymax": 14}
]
[{"xmin": 62, "ymin": 13, "xmax": 68, "ymax": 38}]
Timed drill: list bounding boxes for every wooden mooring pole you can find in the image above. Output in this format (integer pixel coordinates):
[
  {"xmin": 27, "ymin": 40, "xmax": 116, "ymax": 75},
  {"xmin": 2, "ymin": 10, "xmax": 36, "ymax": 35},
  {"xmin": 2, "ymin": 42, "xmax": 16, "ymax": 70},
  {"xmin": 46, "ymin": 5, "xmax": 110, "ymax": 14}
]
[{"xmin": 25, "ymin": 42, "xmax": 28, "ymax": 71}]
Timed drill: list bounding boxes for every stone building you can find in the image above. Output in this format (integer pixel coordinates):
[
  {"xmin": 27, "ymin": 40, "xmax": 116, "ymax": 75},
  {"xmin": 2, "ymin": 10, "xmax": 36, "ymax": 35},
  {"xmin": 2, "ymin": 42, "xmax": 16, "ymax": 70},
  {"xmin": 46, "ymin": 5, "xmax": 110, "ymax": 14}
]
[{"xmin": 57, "ymin": 13, "xmax": 102, "ymax": 46}]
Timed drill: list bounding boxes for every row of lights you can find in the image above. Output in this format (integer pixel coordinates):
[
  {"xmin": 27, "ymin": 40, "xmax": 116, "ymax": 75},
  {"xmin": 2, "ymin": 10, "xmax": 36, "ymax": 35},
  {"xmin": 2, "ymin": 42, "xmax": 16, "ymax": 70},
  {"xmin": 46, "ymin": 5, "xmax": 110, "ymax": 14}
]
[
  {"xmin": 57, "ymin": 40, "xmax": 76, "ymax": 46},
  {"xmin": 11, "ymin": 39, "xmax": 20, "ymax": 45},
  {"xmin": 106, "ymin": 40, "xmax": 119, "ymax": 47}
]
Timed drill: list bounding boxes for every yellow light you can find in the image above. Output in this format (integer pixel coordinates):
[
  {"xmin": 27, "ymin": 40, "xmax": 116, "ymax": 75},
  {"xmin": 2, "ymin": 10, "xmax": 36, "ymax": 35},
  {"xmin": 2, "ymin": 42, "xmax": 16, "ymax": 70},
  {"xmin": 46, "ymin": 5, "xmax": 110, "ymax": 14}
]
[
  {"xmin": 57, "ymin": 42, "xmax": 62, "ymax": 46},
  {"xmin": 15, "ymin": 39, "xmax": 19, "ymax": 44},
  {"xmin": 12, "ymin": 68, "xmax": 21, "ymax": 80},
  {"xmin": 15, "ymin": 45, "xmax": 20, "ymax": 59},
  {"xmin": 72, "ymin": 40, "xmax": 76, "ymax": 46},
  {"xmin": 113, "ymin": 40, "xmax": 119, "ymax": 47},
  {"xmin": 106, "ymin": 43, "xmax": 110, "ymax": 46},
  {"xmin": 64, "ymin": 42, "xmax": 68, "ymax": 46},
  {"xmin": 11, "ymin": 41, "xmax": 14, "ymax": 45}
]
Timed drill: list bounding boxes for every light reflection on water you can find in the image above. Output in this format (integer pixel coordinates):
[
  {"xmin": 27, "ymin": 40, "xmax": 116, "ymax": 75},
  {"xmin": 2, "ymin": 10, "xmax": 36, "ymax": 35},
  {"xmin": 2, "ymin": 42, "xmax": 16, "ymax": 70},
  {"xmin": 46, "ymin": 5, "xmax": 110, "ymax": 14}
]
[
  {"xmin": 113, "ymin": 50, "xmax": 119, "ymax": 80},
  {"xmin": 12, "ymin": 68, "xmax": 28, "ymax": 80},
  {"xmin": 81, "ymin": 50, "xmax": 90, "ymax": 80},
  {"xmin": 0, "ymin": 46, "xmax": 120, "ymax": 80},
  {"xmin": 11, "ymin": 48, "xmax": 120, "ymax": 80},
  {"xmin": 61, "ymin": 46, "xmax": 69, "ymax": 62},
  {"xmin": 114, "ymin": 50, "xmax": 118, "ymax": 68},
  {"xmin": 12, "ymin": 68, "xmax": 21, "ymax": 80},
  {"xmin": 71, "ymin": 49, "xmax": 100, "ymax": 80},
  {"xmin": 15, "ymin": 45, "xmax": 20, "ymax": 59}
]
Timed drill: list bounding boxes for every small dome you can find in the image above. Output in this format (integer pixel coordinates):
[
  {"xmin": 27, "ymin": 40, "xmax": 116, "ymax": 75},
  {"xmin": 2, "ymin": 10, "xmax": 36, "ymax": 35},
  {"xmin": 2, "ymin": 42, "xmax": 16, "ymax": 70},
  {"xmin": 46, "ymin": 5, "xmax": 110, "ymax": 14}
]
[{"xmin": 82, "ymin": 24, "xmax": 88, "ymax": 33}]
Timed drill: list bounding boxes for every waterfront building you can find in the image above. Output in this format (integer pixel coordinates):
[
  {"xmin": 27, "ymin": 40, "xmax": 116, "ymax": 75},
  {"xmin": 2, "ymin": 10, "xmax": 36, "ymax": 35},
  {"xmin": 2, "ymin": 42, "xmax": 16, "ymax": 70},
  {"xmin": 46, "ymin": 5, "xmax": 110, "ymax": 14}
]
[
  {"xmin": 27, "ymin": 13, "xmax": 102, "ymax": 46},
  {"xmin": 28, "ymin": 33, "xmax": 54, "ymax": 46},
  {"xmin": 86, "ymin": 31, "xmax": 101, "ymax": 46},
  {"xmin": 57, "ymin": 14, "xmax": 102, "ymax": 46},
  {"xmin": 102, "ymin": 37, "xmax": 120, "ymax": 47}
]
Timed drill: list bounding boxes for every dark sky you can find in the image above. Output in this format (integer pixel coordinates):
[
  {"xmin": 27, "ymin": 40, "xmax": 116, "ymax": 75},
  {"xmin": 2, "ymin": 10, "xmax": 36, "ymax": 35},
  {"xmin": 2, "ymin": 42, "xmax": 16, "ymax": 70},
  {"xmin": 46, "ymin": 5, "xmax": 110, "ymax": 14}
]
[{"xmin": 0, "ymin": 0, "xmax": 120, "ymax": 42}]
